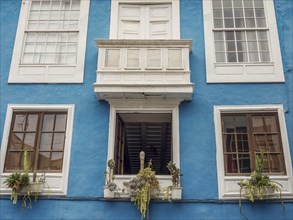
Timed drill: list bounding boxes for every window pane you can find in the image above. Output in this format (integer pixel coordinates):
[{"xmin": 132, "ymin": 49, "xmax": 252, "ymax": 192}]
[
  {"xmin": 267, "ymin": 135, "xmax": 281, "ymax": 152},
  {"xmin": 55, "ymin": 114, "xmax": 67, "ymax": 131},
  {"xmin": 40, "ymin": 133, "xmax": 53, "ymax": 150},
  {"xmin": 9, "ymin": 133, "xmax": 24, "ymax": 150},
  {"xmin": 237, "ymin": 52, "xmax": 248, "ymax": 62},
  {"xmin": 239, "ymin": 154, "xmax": 251, "ymax": 173},
  {"xmin": 223, "ymin": 134, "xmax": 236, "ymax": 152},
  {"xmin": 225, "ymin": 154, "xmax": 238, "ymax": 173},
  {"xmin": 13, "ymin": 114, "xmax": 27, "ymax": 131},
  {"xmin": 235, "ymin": 116, "xmax": 247, "ymax": 133},
  {"xmin": 254, "ymin": 134, "xmax": 267, "ymax": 151},
  {"xmin": 227, "ymin": 52, "xmax": 237, "ymax": 62},
  {"xmin": 5, "ymin": 152, "xmax": 22, "ymax": 170},
  {"xmin": 249, "ymin": 52, "xmax": 259, "ymax": 62},
  {"xmin": 224, "ymin": 19, "xmax": 234, "ymax": 28},
  {"xmin": 264, "ymin": 116, "xmax": 278, "ymax": 132},
  {"xmin": 252, "ymin": 116, "xmax": 264, "ymax": 132},
  {"xmin": 50, "ymin": 152, "xmax": 63, "ymax": 170},
  {"xmin": 245, "ymin": 18, "xmax": 256, "ymax": 28},
  {"xmin": 43, "ymin": 114, "xmax": 55, "ymax": 131},
  {"xmin": 226, "ymin": 42, "xmax": 236, "ymax": 51},
  {"xmin": 52, "ymin": 133, "xmax": 65, "ymax": 150},
  {"xmin": 215, "ymin": 42, "xmax": 225, "ymax": 51},
  {"xmin": 222, "ymin": 116, "xmax": 234, "ymax": 133},
  {"xmin": 26, "ymin": 114, "xmax": 38, "ymax": 131},
  {"xmin": 212, "ymin": 0, "xmax": 222, "ymax": 8},
  {"xmin": 216, "ymin": 52, "xmax": 226, "ymax": 62},
  {"xmin": 237, "ymin": 134, "xmax": 249, "ymax": 152},
  {"xmin": 24, "ymin": 133, "xmax": 36, "ymax": 150},
  {"xmin": 214, "ymin": 32, "xmax": 224, "ymax": 40},
  {"xmin": 37, "ymin": 152, "xmax": 50, "ymax": 170}
]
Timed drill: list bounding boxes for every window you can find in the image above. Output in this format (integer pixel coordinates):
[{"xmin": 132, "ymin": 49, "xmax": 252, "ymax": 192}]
[
  {"xmin": 8, "ymin": 0, "xmax": 90, "ymax": 83},
  {"xmin": 203, "ymin": 0, "xmax": 285, "ymax": 83},
  {"xmin": 214, "ymin": 105, "xmax": 293, "ymax": 199},
  {"xmin": 1, "ymin": 105, "xmax": 75, "ymax": 195},
  {"xmin": 106, "ymin": 99, "xmax": 181, "ymax": 191},
  {"xmin": 109, "ymin": 0, "xmax": 180, "ymax": 39},
  {"xmin": 114, "ymin": 113, "xmax": 172, "ymax": 175}
]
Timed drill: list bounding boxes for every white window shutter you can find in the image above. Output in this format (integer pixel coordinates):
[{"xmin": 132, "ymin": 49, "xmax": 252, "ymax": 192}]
[
  {"xmin": 148, "ymin": 5, "xmax": 171, "ymax": 39},
  {"xmin": 119, "ymin": 5, "xmax": 142, "ymax": 39}
]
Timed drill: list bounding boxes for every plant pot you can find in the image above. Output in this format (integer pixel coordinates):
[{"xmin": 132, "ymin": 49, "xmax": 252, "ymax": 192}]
[
  {"xmin": 244, "ymin": 186, "xmax": 275, "ymax": 199},
  {"xmin": 171, "ymin": 187, "xmax": 182, "ymax": 200},
  {"xmin": 104, "ymin": 186, "xmax": 115, "ymax": 198},
  {"xmin": 30, "ymin": 182, "xmax": 44, "ymax": 193}
]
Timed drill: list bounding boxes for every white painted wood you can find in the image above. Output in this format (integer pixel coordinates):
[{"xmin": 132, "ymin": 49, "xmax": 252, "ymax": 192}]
[
  {"xmin": 203, "ymin": 0, "xmax": 285, "ymax": 83},
  {"xmin": 110, "ymin": 0, "xmax": 180, "ymax": 39},
  {"xmin": 0, "ymin": 104, "xmax": 75, "ymax": 195},
  {"xmin": 105, "ymin": 99, "xmax": 181, "ymax": 197},
  {"xmin": 8, "ymin": 0, "xmax": 90, "ymax": 83},
  {"xmin": 94, "ymin": 40, "xmax": 193, "ymax": 100},
  {"xmin": 214, "ymin": 105, "xmax": 293, "ymax": 199}
]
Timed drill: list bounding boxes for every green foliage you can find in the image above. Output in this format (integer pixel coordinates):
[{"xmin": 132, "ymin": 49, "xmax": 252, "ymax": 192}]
[
  {"xmin": 167, "ymin": 161, "xmax": 182, "ymax": 187},
  {"xmin": 124, "ymin": 166, "xmax": 159, "ymax": 218}
]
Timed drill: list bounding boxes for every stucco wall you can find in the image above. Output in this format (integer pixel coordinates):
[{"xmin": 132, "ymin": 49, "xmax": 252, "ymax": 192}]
[{"xmin": 0, "ymin": 0, "xmax": 292, "ymax": 219}]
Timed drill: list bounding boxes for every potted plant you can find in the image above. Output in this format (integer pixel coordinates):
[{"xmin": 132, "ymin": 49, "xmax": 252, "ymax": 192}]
[
  {"xmin": 238, "ymin": 153, "xmax": 283, "ymax": 218},
  {"xmin": 103, "ymin": 159, "xmax": 117, "ymax": 198},
  {"xmin": 4, "ymin": 149, "xmax": 47, "ymax": 208},
  {"xmin": 123, "ymin": 160, "xmax": 159, "ymax": 219},
  {"xmin": 166, "ymin": 161, "xmax": 182, "ymax": 200}
]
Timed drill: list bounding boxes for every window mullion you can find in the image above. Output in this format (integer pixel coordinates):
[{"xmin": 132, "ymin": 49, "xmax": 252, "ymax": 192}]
[{"xmin": 34, "ymin": 112, "xmax": 43, "ymax": 172}]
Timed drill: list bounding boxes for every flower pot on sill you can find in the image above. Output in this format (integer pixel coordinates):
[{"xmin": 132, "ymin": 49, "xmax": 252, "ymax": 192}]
[
  {"xmin": 104, "ymin": 186, "xmax": 115, "ymax": 198},
  {"xmin": 244, "ymin": 186, "xmax": 275, "ymax": 198},
  {"xmin": 171, "ymin": 187, "xmax": 182, "ymax": 200},
  {"xmin": 22, "ymin": 182, "xmax": 44, "ymax": 194}
]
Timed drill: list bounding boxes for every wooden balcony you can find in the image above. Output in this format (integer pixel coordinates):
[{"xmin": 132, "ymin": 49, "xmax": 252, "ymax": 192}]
[{"xmin": 94, "ymin": 39, "xmax": 194, "ymax": 100}]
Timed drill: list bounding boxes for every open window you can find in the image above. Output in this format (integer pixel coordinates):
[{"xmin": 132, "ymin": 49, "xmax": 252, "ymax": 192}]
[{"xmin": 114, "ymin": 113, "xmax": 172, "ymax": 175}]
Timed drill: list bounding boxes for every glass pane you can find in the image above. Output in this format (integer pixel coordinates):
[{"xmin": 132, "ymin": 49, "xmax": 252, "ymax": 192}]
[
  {"xmin": 223, "ymin": 134, "xmax": 236, "ymax": 152},
  {"xmin": 263, "ymin": 154, "xmax": 284, "ymax": 173},
  {"xmin": 247, "ymin": 31, "xmax": 257, "ymax": 40},
  {"xmin": 215, "ymin": 42, "xmax": 225, "ymax": 51},
  {"xmin": 5, "ymin": 152, "xmax": 22, "ymax": 170},
  {"xmin": 214, "ymin": 32, "xmax": 224, "ymax": 40},
  {"xmin": 254, "ymin": 0, "xmax": 264, "ymax": 8},
  {"xmin": 40, "ymin": 133, "xmax": 53, "ymax": 150},
  {"xmin": 9, "ymin": 133, "xmax": 24, "ymax": 150},
  {"xmin": 234, "ymin": 8, "xmax": 243, "ymax": 18},
  {"xmin": 55, "ymin": 114, "xmax": 67, "ymax": 131},
  {"xmin": 42, "ymin": 114, "xmax": 55, "ymax": 131},
  {"xmin": 226, "ymin": 42, "xmax": 236, "ymax": 51},
  {"xmin": 235, "ymin": 116, "xmax": 247, "ymax": 133},
  {"xmin": 212, "ymin": 0, "xmax": 222, "ymax": 8},
  {"xmin": 236, "ymin": 31, "xmax": 246, "ymax": 40},
  {"xmin": 223, "ymin": 0, "xmax": 232, "ymax": 7},
  {"xmin": 256, "ymin": 18, "xmax": 266, "ymax": 27},
  {"xmin": 237, "ymin": 52, "xmax": 248, "ymax": 62},
  {"xmin": 243, "ymin": 0, "xmax": 253, "ymax": 8},
  {"xmin": 255, "ymin": 8, "xmax": 265, "ymax": 17},
  {"xmin": 50, "ymin": 152, "xmax": 63, "ymax": 171},
  {"xmin": 267, "ymin": 134, "xmax": 281, "ymax": 152},
  {"xmin": 248, "ymin": 41, "xmax": 258, "ymax": 51},
  {"xmin": 245, "ymin": 9, "xmax": 254, "ymax": 17},
  {"xmin": 24, "ymin": 133, "xmax": 36, "ymax": 150},
  {"xmin": 224, "ymin": 19, "xmax": 234, "ymax": 28},
  {"xmin": 254, "ymin": 134, "xmax": 267, "ymax": 151},
  {"xmin": 37, "ymin": 152, "xmax": 50, "ymax": 170},
  {"xmin": 234, "ymin": 0, "xmax": 243, "ymax": 7},
  {"xmin": 222, "ymin": 116, "xmax": 234, "ymax": 133},
  {"xmin": 225, "ymin": 154, "xmax": 238, "ymax": 173},
  {"xmin": 264, "ymin": 115, "xmax": 278, "ymax": 132},
  {"xmin": 13, "ymin": 114, "xmax": 27, "ymax": 131},
  {"xmin": 224, "ymin": 9, "xmax": 233, "ymax": 18},
  {"xmin": 252, "ymin": 116, "xmax": 264, "ymax": 132},
  {"xmin": 26, "ymin": 114, "xmax": 38, "ymax": 131},
  {"xmin": 249, "ymin": 52, "xmax": 259, "ymax": 62},
  {"xmin": 52, "ymin": 133, "xmax": 65, "ymax": 150},
  {"xmin": 214, "ymin": 19, "xmax": 223, "ymax": 28},
  {"xmin": 213, "ymin": 9, "xmax": 223, "ymax": 18},
  {"xmin": 237, "ymin": 134, "xmax": 249, "ymax": 152},
  {"xmin": 239, "ymin": 154, "xmax": 251, "ymax": 173},
  {"xmin": 258, "ymin": 41, "xmax": 269, "ymax": 50},
  {"xmin": 246, "ymin": 18, "xmax": 256, "ymax": 28},
  {"xmin": 225, "ymin": 32, "xmax": 235, "ymax": 40},
  {"xmin": 260, "ymin": 52, "xmax": 270, "ymax": 62},
  {"xmin": 216, "ymin": 52, "xmax": 226, "ymax": 62},
  {"xmin": 227, "ymin": 52, "xmax": 237, "ymax": 62},
  {"xmin": 235, "ymin": 18, "xmax": 245, "ymax": 27},
  {"xmin": 237, "ymin": 41, "xmax": 247, "ymax": 51}
]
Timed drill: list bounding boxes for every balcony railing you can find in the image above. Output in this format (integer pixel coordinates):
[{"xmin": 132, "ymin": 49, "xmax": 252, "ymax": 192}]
[{"xmin": 94, "ymin": 39, "xmax": 194, "ymax": 100}]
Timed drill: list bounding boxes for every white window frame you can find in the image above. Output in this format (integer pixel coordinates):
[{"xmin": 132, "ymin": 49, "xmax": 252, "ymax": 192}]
[
  {"xmin": 8, "ymin": 0, "xmax": 90, "ymax": 83},
  {"xmin": 109, "ymin": 0, "xmax": 180, "ymax": 39},
  {"xmin": 214, "ymin": 105, "xmax": 293, "ymax": 199},
  {"xmin": 0, "ymin": 104, "xmax": 75, "ymax": 195},
  {"xmin": 203, "ymin": 0, "xmax": 285, "ymax": 83},
  {"xmin": 106, "ymin": 99, "xmax": 181, "ymax": 194}
]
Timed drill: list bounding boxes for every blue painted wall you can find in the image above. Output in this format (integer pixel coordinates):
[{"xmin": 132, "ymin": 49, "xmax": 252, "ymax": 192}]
[{"xmin": 0, "ymin": 0, "xmax": 292, "ymax": 219}]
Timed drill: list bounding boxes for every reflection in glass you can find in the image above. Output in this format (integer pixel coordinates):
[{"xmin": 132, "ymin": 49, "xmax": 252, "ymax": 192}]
[
  {"xmin": 40, "ymin": 133, "xmax": 53, "ymax": 150},
  {"xmin": 42, "ymin": 114, "xmax": 55, "ymax": 131}
]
